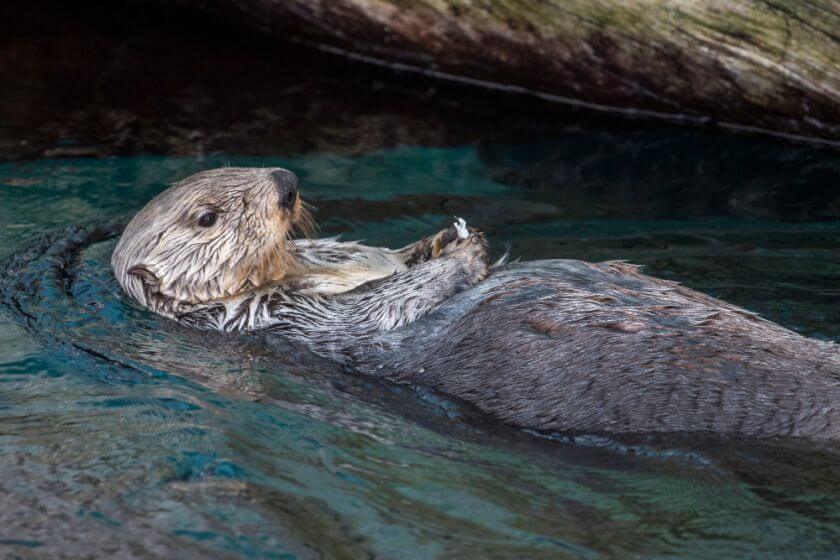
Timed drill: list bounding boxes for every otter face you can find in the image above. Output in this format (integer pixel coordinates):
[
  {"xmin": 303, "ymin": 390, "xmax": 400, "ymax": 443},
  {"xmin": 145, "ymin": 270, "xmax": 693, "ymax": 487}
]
[{"xmin": 112, "ymin": 167, "xmax": 313, "ymax": 310}]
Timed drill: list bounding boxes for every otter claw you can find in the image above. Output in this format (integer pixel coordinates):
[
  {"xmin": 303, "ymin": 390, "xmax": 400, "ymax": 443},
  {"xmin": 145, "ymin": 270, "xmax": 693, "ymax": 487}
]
[{"xmin": 454, "ymin": 217, "xmax": 469, "ymax": 239}]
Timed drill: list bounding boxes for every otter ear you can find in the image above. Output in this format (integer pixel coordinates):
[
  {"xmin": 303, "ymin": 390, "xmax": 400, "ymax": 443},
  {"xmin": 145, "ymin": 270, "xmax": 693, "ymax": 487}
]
[{"xmin": 127, "ymin": 265, "xmax": 160, "ymax": 289}]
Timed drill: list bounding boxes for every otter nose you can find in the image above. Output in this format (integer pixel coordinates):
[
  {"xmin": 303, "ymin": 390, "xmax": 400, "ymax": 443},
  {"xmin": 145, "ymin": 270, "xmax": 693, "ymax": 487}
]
[{"xmin": 271, "ymin": 169, "xmax": 298, "ymax": 210}]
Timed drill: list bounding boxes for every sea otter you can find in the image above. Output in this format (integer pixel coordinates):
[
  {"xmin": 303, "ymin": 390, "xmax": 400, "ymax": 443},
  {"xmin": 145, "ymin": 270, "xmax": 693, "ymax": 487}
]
[{"xmin": 112, "ymin": 167, "xmax": 840, "ymax": 440}]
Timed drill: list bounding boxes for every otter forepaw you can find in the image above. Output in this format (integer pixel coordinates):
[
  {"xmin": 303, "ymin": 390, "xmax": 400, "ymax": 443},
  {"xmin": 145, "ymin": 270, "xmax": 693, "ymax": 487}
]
[
  {"xmin": 415, "ymin": 222, "xmax": 465, "ymax": 262},
  {"xmin": 407, "ymin": 219, "xmax": 488, "ymax": 278},
  {"xmin": 430, "ymin": 218, "xmax": 480, "ymax": 256},
  {"xmin": 440, "ymin": 226, "xmax": 489, "ymax": 285}
]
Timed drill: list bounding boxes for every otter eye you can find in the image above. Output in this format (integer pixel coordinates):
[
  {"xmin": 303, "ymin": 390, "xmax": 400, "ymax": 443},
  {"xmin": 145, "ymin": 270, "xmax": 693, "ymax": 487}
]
[{"xmin": 197, "ymin": 212, "xmax": 218, "ymax": 228}]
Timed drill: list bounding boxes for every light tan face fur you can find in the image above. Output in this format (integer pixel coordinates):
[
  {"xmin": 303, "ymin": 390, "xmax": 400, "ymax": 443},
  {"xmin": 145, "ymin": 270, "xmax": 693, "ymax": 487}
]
[{"xmin": 111, "ymin": 167, "xmax": 313, "ymax": 308}]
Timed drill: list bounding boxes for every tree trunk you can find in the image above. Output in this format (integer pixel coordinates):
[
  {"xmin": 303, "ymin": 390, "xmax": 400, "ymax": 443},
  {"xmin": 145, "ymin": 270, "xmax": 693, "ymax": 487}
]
[{"xmin": 172, "ymin": 0, "xmax": 840, "ymax": 145}]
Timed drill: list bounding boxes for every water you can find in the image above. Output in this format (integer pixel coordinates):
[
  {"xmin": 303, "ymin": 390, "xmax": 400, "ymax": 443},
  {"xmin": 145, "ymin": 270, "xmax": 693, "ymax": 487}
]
[{"xmin": 0, "ymin": 137, "xmax": 839, "ymax": 558}]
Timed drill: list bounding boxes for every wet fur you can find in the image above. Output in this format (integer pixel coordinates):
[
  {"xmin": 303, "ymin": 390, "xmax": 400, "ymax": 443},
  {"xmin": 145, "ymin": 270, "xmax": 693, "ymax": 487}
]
[
  {"xmin": 112, "ymin": 168, "xmax": 313, "ymax": 309},
  {"xmin": 358, "ymin": 261, "xmax": 840, "ymax": 439},
  {"xmin": 112, "ymin": 168, "xmax": 840, "ymax": 441}
]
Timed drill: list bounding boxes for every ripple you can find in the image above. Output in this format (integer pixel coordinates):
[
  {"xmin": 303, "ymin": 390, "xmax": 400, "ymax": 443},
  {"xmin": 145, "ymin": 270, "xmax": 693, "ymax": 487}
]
[{"xmin": 1, "ymin": 151, "xmax": 839, "ymax": 557}]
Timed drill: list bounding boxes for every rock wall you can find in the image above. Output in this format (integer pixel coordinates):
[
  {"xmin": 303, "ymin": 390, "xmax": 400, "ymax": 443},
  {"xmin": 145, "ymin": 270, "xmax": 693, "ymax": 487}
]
[{"xmin": 170, "ymin": 0, "xmax": 840, "ymax": 144}]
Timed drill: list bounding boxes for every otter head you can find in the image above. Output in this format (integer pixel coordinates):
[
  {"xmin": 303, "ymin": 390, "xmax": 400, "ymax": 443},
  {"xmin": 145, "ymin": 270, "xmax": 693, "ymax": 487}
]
[{"xmin": 112, "ymin": 167, "xmax": 314, "ymax": 312}]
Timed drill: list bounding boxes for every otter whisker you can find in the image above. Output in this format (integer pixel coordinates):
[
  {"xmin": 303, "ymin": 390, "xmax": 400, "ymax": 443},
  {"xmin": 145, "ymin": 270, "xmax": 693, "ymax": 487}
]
[{"xmin": 292, "ymin": 201, "xmax": 318, "ymax": 240}]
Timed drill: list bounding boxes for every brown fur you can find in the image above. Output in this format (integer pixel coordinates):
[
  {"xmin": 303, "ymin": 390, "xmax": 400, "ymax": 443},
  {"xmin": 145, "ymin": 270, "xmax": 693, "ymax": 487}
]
[
  {"xmin": 112, "ymin": 168, "xmax": 315, "ymax": 312},
  {"xmin": 110, "ymin": 167, "xmax": 840, "ymax": 440}
]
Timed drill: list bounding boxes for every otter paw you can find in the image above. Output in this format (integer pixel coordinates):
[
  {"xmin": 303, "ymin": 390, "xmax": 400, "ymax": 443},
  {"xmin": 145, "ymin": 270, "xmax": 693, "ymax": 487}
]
[
  {"xmin": 431, "ymin": 218, "xmax": 477, "ymax": 255},
  {"xmin": 419, "ymin": 223, "xmax": 463, "ymax": 261},
  {"xmin": 409, "ymin": 219, "xmax": 487, "ymax": 271},
  {"xmin": 440, "ymin": 227, "xmax": 489, "ymax": 285}
]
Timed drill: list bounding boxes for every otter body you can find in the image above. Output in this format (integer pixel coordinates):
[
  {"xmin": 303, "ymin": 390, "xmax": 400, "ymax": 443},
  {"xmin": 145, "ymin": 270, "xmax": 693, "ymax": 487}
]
[
  {"xmin": 112, "ymin": 168, "xmax": 840, "ymax": 440},
  {"xmin": 358, "ymin": 260, "xmax": 840, "ymax": 438}
]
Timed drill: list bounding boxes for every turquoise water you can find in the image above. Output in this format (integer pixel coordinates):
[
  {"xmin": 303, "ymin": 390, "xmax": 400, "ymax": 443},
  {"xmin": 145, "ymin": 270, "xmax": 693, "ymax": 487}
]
[{"xmin": 1, "ymin": 144, "xmax": 839, "ymax": 558}]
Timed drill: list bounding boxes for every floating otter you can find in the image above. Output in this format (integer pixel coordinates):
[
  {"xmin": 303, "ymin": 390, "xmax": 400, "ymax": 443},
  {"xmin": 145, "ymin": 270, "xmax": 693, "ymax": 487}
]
[{"xmin": 112, "ymin": 168, "xmax": 840, "ymax": 440}]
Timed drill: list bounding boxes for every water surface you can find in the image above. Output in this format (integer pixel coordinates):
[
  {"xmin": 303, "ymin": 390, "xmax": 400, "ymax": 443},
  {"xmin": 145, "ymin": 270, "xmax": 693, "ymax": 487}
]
[{"xmin": 1, "ymin": 138, "xmax": 839, "ymax": 558}]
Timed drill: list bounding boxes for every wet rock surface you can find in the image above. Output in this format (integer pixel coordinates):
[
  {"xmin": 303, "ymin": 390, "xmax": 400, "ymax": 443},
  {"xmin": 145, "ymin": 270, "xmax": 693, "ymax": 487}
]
[
  {"xmin": 157, "ymin": 0, "xmax": 840, "ymax": 144},
  {"xmin": 4, "ymin": 0, "xmax": 839, "ymax": 165}
]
